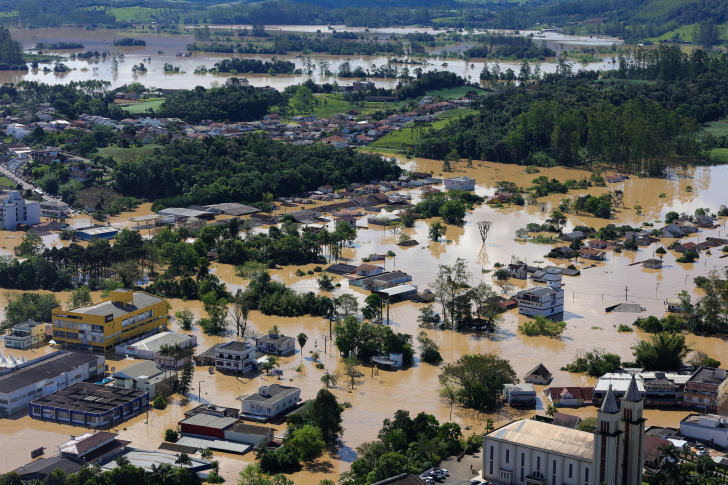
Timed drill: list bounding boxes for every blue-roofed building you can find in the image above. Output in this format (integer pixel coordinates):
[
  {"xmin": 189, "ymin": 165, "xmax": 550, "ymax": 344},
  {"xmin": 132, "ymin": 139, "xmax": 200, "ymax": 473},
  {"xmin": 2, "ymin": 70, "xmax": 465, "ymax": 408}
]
[{"xmin": 76, "ymin": 226, "xmax": 120, "ymax": 240}]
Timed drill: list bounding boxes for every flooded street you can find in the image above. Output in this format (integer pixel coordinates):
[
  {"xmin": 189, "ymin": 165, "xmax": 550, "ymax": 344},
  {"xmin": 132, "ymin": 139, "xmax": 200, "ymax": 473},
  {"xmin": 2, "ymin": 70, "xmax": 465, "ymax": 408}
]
[
  {"xmin": 0, "ymin": 26, "xmax": 620, "ymax": 89},
  {"xmin": 1, "ymin": 158, "xmax": 727, "ymax": 482}
]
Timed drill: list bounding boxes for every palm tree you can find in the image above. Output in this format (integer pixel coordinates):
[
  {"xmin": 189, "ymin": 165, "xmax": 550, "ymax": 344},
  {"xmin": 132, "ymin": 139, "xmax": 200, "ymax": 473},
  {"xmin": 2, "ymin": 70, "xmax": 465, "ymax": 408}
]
[
  {"xmin": 321, "ymin": 370, "xmax": 338, "ymax": 388},
  {"xmin": 260, "ymin": 356, "xmax": 279, "ymax": 376},
  {"xmin": 297, "ymin": 332, "xmax": 308, "ymax": 365},
  {"xmin": 546, "ymin": 404, "xmax": 557, "ymax": 417},
  {"xmin": 175, "ymin": 453, "xmax": 192, "ymax": 466}
]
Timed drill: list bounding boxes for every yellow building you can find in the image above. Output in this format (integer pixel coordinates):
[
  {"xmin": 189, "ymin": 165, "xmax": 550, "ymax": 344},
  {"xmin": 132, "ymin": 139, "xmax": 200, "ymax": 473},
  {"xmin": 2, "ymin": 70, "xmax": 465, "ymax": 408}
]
[
  {"xmin": 4, "ymin": 320, "xmax": 47, "ymax": 349},
  {"xmin": 51, "ymin": 289, "xmax": 168, "ymax": 352}
]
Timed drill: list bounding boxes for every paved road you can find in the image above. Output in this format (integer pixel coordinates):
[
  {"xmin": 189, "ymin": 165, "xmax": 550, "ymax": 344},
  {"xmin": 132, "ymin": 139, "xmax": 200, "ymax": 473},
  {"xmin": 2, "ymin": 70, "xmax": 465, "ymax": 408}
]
[{"xmin": 0, "ymin": 163, "xmax": 34, "ymax": 192}]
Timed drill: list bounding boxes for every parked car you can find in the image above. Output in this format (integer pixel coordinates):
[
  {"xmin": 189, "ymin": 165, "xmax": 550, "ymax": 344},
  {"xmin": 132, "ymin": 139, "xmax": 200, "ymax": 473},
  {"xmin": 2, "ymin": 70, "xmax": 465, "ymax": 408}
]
[{"xmin": 696, "ymin": 450, "xmax": 709, "ymax": 457}]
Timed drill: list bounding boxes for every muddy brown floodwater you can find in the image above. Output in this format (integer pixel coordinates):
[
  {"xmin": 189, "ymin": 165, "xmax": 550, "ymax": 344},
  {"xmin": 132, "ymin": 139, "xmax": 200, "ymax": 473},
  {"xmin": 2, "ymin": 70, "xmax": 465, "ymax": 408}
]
[
  {"xmin": 1, "ymin": 159, "xmax": 727, "ymax": 484},
  {"xmin": 0, "ymin": 26, "xmax": 620, "ymax": 90}
]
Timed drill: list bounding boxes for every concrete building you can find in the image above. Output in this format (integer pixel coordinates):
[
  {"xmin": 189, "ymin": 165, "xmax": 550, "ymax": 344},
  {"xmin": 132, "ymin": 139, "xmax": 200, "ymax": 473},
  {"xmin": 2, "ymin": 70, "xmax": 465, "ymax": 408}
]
[
  {"xmin": 240, "ymin": 384, "xmax": 301, "ymax": 420},
  {"xmin": 39, "ymin": 199, "xmax": 69, "ymax": 219},
  {"xmin": 484, "ymin": 377, "xmax": 646, "ymax": 485},
  {"xmin": 111, "ymin": 360, "xmax": 176, "ymax": 399},
  {"xmin": 444, "ymin": 176, "xmax": 476, "ymax": 191},
  {"xmin": 179, "ymin": 413, "xmax": 238, "ymax": 439},
  {"xmin": 0, "ymin": 190, "xmax": 40, "ymax": 229},
  {"xmin": 101, "ymin": 448, "xmax": 210, "ymax": 473},
  {"xmin": 215, "ymin": 341, "xmax": 256, "ymax": 373},
  {"xmin": 11, "ymin": 457, "xmax": 85, "ymax": 481},
  {"xmin": 0, "ymin": 350, "xmax": 104, "ymax": 416},
  {"xmin": 115, "ymin": 331, "xmax": 196, "ymax": 368},
  {"xmin": 683, "ymin": 366, "xmax": 728, "ymax": 412},
  {"xmin": 256, "ymin": 334, "xmax": 296, "ymax": 356},
  {"xmin": 76, "ymin": 226, "xmax": 119, "ymax": 241},
  {"xmin": 3, "ymin": 320, "xmax": 46, "ymax": 349},
  {"xmin": 503, "ymin": 383, "xmax": 537, "ymax": 406},
  {"xmin": 29, "ymin": 382, "xmax": 148, "ymax": 427},
  {"xmin": 516, "ymin": 269, "xmax": 564, "ymax": 317},
  {"xmin": 224, "ymin": 422, "xmax": 274, "ymax": 445},
  {"xmin": 51, "ymin": 289, "xmax": 168, "ymax": 352},
  {"xmin": 642, "ymin": 259, "xmax": 663, "ymax": 269},
  {"xmin": 680, "ymin": 414, "xmax": 728, "ymax": 448}
]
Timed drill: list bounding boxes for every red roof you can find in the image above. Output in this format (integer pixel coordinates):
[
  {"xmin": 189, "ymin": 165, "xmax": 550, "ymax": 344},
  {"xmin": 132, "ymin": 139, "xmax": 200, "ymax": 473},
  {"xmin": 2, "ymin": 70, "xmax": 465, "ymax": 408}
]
[
  {"xmin": 547, "ymin": 387, "xmax": 594, "ymax": 401},
  {"xmin": 681, "ymin": 242, "xmax": 697, "ymax": 250}
]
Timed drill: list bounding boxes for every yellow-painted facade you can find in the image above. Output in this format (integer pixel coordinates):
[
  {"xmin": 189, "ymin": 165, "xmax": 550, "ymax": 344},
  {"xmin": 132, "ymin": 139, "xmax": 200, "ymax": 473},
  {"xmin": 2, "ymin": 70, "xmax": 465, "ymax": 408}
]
[{"xmin": 51, "ymin": 289, "xmax": 168, "ymax": 351}]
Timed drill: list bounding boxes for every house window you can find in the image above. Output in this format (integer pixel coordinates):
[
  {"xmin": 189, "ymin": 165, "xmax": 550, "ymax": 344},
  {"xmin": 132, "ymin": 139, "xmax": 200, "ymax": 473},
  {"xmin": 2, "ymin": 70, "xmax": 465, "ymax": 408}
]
[
  {"xmin": 569, "ymin": 464, "xmax": 573, "ymax": 479},
  {"xmin": 505, "ymin": 449, "xmax": 509, "ymax": 464},
  {"xmin": 552, "ymin": 460, "xmax": 556, "ymax": 485},
  {"xmin": 584, "ymin": 468, "xmax": 589, "ymax": 485},
  {"xmin": 520, "ymin": 453, "xmax": 525, "ymax": 482},
  {"xmin": 489, "ymin": 446, "xmax": 494, "ymax": 475},
  {"xmin": 537, "ymin": 456, "xmax": 541, "ymax": 472}
]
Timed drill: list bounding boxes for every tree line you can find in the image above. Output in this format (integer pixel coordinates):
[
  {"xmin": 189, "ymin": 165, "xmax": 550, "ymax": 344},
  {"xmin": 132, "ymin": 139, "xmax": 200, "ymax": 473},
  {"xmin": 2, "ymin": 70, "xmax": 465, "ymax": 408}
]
[
  {"xmin": 112, "ymin": 134, "xmax": 401, "ymax": 209},
  {"xmin": 413, "ymin": 65, "xmax": 728, "ymax": 171}
]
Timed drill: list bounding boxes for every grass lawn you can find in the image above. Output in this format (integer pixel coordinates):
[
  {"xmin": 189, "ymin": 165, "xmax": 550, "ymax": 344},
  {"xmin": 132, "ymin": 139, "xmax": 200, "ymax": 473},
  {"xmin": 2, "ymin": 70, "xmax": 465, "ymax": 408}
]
[
  {"xmin": 108, "ymin": 7, "xmax": 157, "ymax": 22},
  {"xmin": 122, "ymin": 98, "xmax": 165, "ymax": 114},
  {"xmin": 710, "ymin": 148, "xmax": 728, "ymax": 163},
  {"xmin": 648, "ymin": 21, "xmax": 728, "ymax": 42},
  {"xmin": 704, "ymin": 120, "xmax": 728, "ymax": 138},
  {"xmin": 425, "ymin": 86, "xmax": 481, "ymax": 99},
  {"xmin": 369, "ymin": 118, "xmax": 452, "ymax": 149},
  {"xmin": 289, "ymin": 93, "xmax": 401, "ymax": 120},
  {"xmin": 97, "ymin": 144, "xmax": 163, "ymax": 163},
  {"xmin": 0, "ymin": 176, "xmax": 17, "ymax": 188}
]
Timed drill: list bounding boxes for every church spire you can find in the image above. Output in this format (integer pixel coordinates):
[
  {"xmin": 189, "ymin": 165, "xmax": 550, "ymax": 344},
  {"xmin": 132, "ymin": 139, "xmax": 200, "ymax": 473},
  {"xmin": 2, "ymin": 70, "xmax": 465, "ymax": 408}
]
[
  {"xmin": 625, "ymin": 373, "xmax": 641, "ymax": 402},
  {"xmin": 601, "ymin": 384, "xmax": 619, "ymax": 413}
]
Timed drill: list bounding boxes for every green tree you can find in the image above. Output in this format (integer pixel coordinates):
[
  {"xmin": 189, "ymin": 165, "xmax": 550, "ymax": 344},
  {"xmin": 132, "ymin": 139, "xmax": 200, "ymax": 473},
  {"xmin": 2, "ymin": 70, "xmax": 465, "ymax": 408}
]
[
  {"xmin": 439, "ymin": 353, "xmax": 517, "ymax": 409},
  {"xmin": 439, "ymin": 200, "xmax": 466, "ymax": 225},
  {"xmin": 67, "ymin": 286, "xmax": 93, "ymax": 310},
  {"xmin": 178, "ymin": 351, "xmax": 195, "ymax": 396},
  {"xmin": 362, "ymin": 294, "xmax": 383, "ymax": 321},
  {"xmin": 342, "ymin": 356, "xmax": 363, "ymax": 389},
  {"xmin": 321, "ymin": 370, "xmax": 338, "ymax": 389},
  {"xmin": 288, "ymin": 425, "xmax": 326, "ymax": 462},
  {"xmin": 175, "ymin": 308, "xmax": 195, "ymax": 331},
  {"xmin": 164, "ymin": 429, "xmax": 179, "ymax": 442},
  {"xmin": 428, "ymin": 220, "xmax": 446, "ymax": 241},
  {"xmin": 632, "ymin": 332, "xmax": 691, "ymax": 371}
]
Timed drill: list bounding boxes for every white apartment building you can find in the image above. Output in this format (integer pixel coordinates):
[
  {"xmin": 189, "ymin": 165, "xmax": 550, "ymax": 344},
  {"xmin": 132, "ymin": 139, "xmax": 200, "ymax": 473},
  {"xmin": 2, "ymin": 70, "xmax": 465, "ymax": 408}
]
[
  {"xmin": 0, "ymin": 191, "xmax": 40, "ymax": 228},
  {"xmin": 0, "ymin": 351, "xmax": 104, "ymax": 415},
  {"xmin": 240, "ymin": 384, "xmax": 301, "ymax": 419},
  {"xmin": 516, "ymin": 269, "xmax": 564, "ymax": 317},
  {"xmin": 444, "ymin": 176, "xmax": 477, "ymax": 191},
  {"xmin": 215, "ymin": 341, "xmax": 255, "ymax": 373},
  {"xmin": 40, "ymin": 199, "xmax": 69, "ymax": 218}
]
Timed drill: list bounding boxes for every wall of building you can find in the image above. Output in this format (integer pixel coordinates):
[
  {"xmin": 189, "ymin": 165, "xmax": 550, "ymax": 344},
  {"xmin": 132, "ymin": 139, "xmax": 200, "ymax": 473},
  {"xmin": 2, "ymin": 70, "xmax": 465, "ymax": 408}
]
[
  {"xmin": 680, "ymin": 421, "xmax": 728, "ymax": 448},
  {"xmin": 224, "ymin": 429, "xmax": 272, "ymax": 445}
]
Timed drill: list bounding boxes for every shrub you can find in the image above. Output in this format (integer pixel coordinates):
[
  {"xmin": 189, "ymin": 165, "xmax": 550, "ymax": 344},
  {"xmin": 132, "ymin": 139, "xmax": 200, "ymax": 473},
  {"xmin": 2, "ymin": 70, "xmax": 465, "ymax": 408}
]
[
  {"xmin": 618, "ymin": 324, "xmax": 633, "ymax": 333},
  {"xmin": 295, "ymin": 269, "xmax": 305, "ymax": 276},
  {"xmin": 315, "ymin": 363, "xmax": 325, "ymax": 369},
  {"xmin": 153, "ymin": 395, "xmax": 167, "ymax": 410},
  {"xmin": 164, "ymin": 429, "xmax": 179, "ymax": 442},
  {"xmin": 313, "ymin": 266, "xmax": 322, "ymax": 272},
  {"xmin": 519, "ymin": 315, "xmax": 566, "ymax": 337}
]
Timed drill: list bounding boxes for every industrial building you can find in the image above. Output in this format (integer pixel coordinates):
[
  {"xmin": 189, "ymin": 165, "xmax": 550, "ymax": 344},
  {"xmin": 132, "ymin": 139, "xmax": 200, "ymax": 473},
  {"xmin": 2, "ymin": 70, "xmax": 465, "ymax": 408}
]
[
  {"xmin": 29, "ymin": 382, "xmax": 148, "ymax": 427},
  {"xmin": 0, "ymin": 351, "xmax": 104, "ymax": 416},
  {"xmin": 76, "ymin": 226, "xmax": 120, "ymax": 241},
  {"xmin": 51, "ymin": 289, "xmax": 168, "ymax": 351}
]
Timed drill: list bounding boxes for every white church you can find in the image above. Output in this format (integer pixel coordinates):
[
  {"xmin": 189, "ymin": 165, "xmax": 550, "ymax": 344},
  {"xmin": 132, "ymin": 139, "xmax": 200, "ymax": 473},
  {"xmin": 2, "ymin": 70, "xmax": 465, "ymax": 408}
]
[{"xmin": 483, "ymin": 375, "xmax": 646, "ymax": 485}]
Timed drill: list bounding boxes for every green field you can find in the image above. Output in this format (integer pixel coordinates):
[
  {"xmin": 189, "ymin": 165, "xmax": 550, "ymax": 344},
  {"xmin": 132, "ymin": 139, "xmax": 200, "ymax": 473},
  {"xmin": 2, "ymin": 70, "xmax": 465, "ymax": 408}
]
[
  {"xmin": 425, "ymin": 86, "xmax": 480, "ymax": 99},
  {"xmin": 704, "ymin": 120, "xmax": 728, "ymax": 138},
  {"xmin": 369, "ymin": 118, "xmax": 452, "ymax": 149},
  {"xmin": 649, "ymin": 21, "xmax": 728, "ymax": 42},
  {"xmin": 0, "ymin": 176, "xmax": 17, "ymax": 188},
  {"xmin": 436, "ymin": 107, "xmax": 476, "ymax": 119},
  {"xmin": 97, "ymin": 144, "xmax": 163, "ymax": 163},
  {"xmin": 288, "ymin": 93, "xmax": 401, "ymax": 120},
  {"xmin": 710, "ymin": 148, "xmax": 728, "ymax": 163},
  {"xmin": 122, "ymin": 98, "xmax": 165, "ymax": 114}
]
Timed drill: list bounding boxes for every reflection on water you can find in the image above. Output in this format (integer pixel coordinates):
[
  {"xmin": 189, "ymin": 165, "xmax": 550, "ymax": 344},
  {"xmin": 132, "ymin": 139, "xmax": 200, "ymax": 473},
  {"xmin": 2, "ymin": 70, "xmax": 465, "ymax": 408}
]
[
  {"xmin": 1, "ymin": 162, "xmax": 727, "ymax": 483},
  {"xmin": 3, "ymin": 26, "xmax": 620, "ymax": 90}
]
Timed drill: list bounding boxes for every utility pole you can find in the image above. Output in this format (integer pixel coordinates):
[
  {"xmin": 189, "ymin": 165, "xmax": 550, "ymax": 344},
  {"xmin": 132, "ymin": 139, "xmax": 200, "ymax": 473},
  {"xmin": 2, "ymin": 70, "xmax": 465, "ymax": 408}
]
[
  {"xmin": 625, "ymin": 286, "xmax": 628, "ymax": 302},
  {"xmin": 198, "ymin": 380, "xmax": 204, "ymax": 403}
]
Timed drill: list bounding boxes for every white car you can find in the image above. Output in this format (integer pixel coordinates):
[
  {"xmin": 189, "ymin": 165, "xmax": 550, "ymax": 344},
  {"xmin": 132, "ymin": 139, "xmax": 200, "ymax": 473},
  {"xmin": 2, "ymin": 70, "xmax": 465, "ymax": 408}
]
[{"xmin": 696, "ymin": 450, "xmax": 709, "ymax": 457}]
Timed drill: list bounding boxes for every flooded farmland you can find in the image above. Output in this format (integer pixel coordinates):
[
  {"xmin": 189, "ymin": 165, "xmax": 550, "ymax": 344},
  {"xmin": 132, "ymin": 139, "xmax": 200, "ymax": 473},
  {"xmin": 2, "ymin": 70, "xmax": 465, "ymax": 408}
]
[
  {"xmin": 0, "ymin": 26, "xmax": 621, "ymax": 90},
  {"xmin": 1, "ymin": 158, "xmax": 727, "ymax": 483}
]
